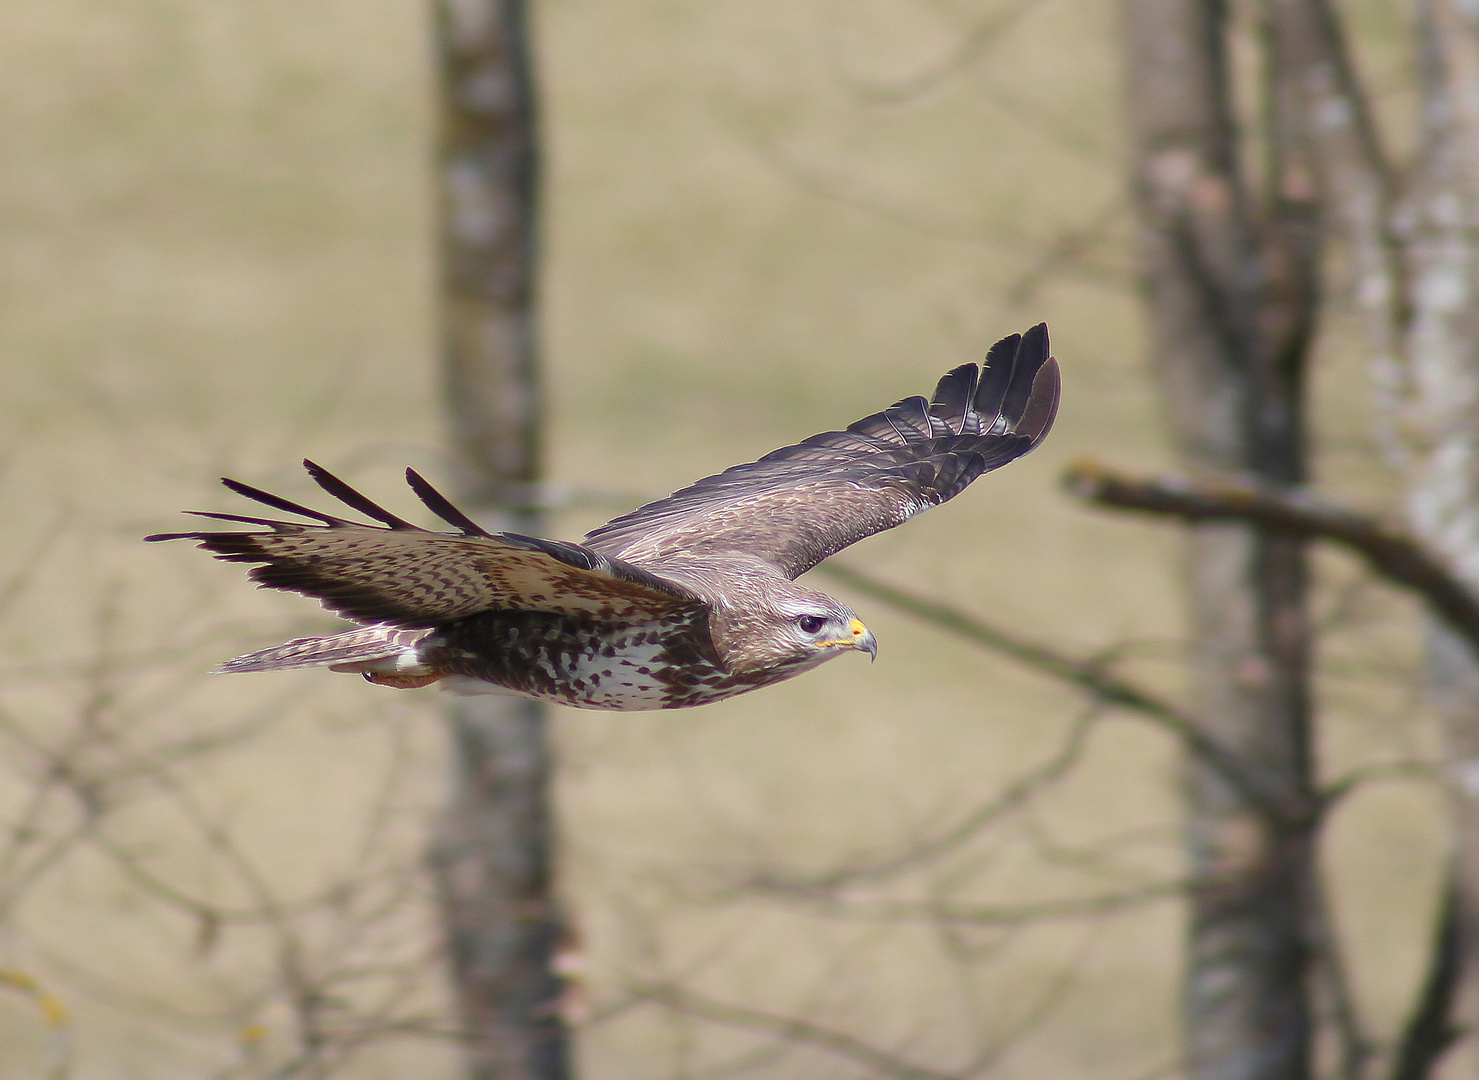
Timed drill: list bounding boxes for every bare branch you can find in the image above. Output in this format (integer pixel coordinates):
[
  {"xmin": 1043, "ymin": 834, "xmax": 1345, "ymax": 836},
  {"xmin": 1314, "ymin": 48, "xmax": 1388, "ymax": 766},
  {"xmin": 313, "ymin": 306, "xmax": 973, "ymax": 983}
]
[
  {"xmin": 1004, "ymin": 198, "xmax": 1131, "ymax": 305},
  {"xmin": 1322, "ymin": 761, "xmax": 1437, "ymax": 807},
  {"xmin": 1390, "ymin": 873, "xmax": 1462, "ymax": 1080},
  {"xmin": 827, "ymin": 0, "xmax": 1045, "ymax": 106},
  {"xmin": 0, "ymin": 510, "xmax": 68, "ymax": 620},
  {"xmin": 815, "ymin": 563, "xmax": 1293, "ymax": 819},
  {"xmin": 1307, "ymin": 872, "xmax": 1376, "ymax": 1080},
  {"xmin": 718, "ymin": 117, "xmax": 1130, "ymax": 292},
  {"xmin": 1062, "ymin": 460, "xmax": 1479, "ymax": 659},
  {"xmin": 746, "ymin": 878, "xmax": 1189, "ymax": 927},
  {"xmin": 732, "ymin": 708, "xmax": 1101, "ymax": 894},
  {"xmin": 630, "ymin": 982, "xmax": 970, "ymax": 1080},
  {"xmin": 1278, "ymin": 0, "xmax": 1406, "ymax": 448}
]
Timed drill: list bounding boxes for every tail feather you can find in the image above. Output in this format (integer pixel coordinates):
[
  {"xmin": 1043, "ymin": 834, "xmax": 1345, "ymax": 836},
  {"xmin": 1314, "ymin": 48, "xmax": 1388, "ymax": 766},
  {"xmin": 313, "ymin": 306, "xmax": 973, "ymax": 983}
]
[{"xmin": 217, "ymin": 624, "xmax": 429, "ymax": 674}]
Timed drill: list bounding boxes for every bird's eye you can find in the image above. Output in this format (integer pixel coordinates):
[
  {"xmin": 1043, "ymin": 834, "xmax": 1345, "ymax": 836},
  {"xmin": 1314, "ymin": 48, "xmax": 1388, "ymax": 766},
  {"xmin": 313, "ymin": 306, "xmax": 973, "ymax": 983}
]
[{"xmin": 797, "ymin": 615, "xmax": 826, "ymax": 634}]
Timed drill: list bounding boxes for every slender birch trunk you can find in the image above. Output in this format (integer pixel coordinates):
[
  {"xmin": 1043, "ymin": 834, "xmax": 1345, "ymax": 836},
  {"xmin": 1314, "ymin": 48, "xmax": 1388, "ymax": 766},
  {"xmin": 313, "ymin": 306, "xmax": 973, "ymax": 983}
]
[
  {"xmin": 428, "ymin": 2, "xmax": 570, "ymax": 1077},
  {"xmin": 1396, "ymin": 5, "xmax": 1479, "ymax": 1066},
  {"xmin": 1121, "ymin": 1, "xmax": 1322, "ymax": 1075},
  {"xmin": 1280, "ymin": 0, "xmax": 1479, "ymax": 1067}
]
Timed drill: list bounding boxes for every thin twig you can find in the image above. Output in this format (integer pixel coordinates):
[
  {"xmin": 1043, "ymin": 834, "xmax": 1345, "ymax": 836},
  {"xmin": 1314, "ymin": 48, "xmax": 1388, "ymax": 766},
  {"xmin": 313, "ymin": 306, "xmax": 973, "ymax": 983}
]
[
  {"xmin": 749, "ymin": 878, "xmax": 1189, "ymax": 926},
  {"xmin": 631, "ymin": 982, "xmax": 968, "ymax": 1080},
  {"xmin": 827, "ymin": 0, "xmax": 1045, "ymax": 106},
  {"xmin": 732, "ymin": 708, "xmax": 1101, "ymax": 894},
  {"xmin": 1390, "ymin": 872, "xmax": 1462, "ymax": 1080},
  {"xmin": 1308, "ymin": 869, "xmax": 1376, "ymax": 1080},
  {"xmin": 815, "ymin": 562, "xmax": 1293, "ymax": 820}
]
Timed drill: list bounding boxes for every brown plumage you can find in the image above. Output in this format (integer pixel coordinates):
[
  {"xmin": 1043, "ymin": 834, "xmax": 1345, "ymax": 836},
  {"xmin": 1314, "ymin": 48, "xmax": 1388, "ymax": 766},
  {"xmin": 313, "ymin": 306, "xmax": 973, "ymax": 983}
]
[{"xmin": 148, "ymin": 325, "xmax": 1061, "ymax": 710}]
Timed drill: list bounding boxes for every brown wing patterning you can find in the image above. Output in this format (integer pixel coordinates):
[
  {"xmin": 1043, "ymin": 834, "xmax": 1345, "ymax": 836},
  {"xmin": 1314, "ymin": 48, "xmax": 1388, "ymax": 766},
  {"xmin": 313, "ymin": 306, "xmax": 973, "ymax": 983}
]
[
  {"xmin": 146, "ymin": 463, "xmax": 703, "ymax": 628},
  {"xmin": 584, "ymin": 323, "xmax": 1061, "ymax": 579}
]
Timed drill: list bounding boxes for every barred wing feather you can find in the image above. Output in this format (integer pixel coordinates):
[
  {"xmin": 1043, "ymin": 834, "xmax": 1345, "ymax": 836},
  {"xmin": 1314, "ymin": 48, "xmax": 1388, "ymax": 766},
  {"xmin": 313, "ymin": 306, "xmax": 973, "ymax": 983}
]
[
  {"xmin": 146, "ymin": 464, "xmax": 703, "ymax": 629},
  {"xmin": 585, "ymin": 324, "xmax": 1060, "ymax": 579}
]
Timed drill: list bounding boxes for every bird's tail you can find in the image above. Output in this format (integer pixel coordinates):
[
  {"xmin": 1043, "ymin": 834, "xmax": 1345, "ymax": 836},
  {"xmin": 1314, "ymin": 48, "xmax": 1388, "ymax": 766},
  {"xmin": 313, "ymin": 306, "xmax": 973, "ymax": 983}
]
[{"xmin": 216, "ymin": 624, "xmax": 430, "ymax": 674}]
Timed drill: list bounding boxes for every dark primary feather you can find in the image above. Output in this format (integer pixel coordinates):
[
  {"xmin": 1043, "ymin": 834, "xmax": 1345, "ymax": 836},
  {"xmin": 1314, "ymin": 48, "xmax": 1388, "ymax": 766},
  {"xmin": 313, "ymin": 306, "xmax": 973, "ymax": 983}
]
[
  {"xmin": 301, "ymin": 459, "xmax": 418, "ymax": 530},
  {"xmin": 584, "ymin": 324, "xmax": 1060, "ymax": 579},
  {"xmin": 146, "ymin": 461, "xmax": 703, "ymax": 628},
  {"xmin": 404, "ymin": 467, "xmax": 493, "ymax": 537}
]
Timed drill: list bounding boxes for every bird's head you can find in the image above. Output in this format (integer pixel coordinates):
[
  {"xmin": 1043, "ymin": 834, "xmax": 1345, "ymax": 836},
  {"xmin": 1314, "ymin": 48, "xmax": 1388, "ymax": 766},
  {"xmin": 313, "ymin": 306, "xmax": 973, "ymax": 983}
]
[{"xmin": 711, "ymin": 577, "xmax": 877, "ymax": 676}]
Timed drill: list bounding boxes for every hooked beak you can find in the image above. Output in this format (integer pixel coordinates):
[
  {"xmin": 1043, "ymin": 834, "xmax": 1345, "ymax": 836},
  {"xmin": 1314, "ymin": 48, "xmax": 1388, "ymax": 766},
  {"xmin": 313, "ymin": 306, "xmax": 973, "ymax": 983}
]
[{"xmin": 817, "ymin": 618, "xmax": 878, "ymax": 661}]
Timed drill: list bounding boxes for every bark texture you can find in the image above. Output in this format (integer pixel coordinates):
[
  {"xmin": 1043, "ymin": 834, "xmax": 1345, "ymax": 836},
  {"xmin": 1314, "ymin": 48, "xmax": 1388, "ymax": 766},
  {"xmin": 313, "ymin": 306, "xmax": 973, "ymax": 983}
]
[
  {"xmin": 1399, "ymin": 8, "xmax": 1479, "ymax": 1067},
  {"xmin": 428, "ymin": 2, "xmax": 569, "ymax": 1078},
  {"xmin": 1288, "ymin": 0, "xmax": 1479, "ymax": 1066},
  {"xmin": 1120, "ymin": 0, "xmax": 1321, "ymax": 1076}
]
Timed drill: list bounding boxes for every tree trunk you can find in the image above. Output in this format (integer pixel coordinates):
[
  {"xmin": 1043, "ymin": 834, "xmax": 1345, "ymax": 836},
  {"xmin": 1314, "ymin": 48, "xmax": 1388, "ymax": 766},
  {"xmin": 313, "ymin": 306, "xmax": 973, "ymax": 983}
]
[
  {"xmin": 1286, "ymin": 0, "xmax": 1479, "ymax": 1067},
  {"xmin": 1120, "ymin": 0, "xmax": 1321, "ymax": 1076},
  {"xmin": 428, "ymin": 2, "xmax": 570, "ymax": 1078},
  {"xmin": 1397, "ymin": 2, "xmax": 1479, "ymax": 1067}
]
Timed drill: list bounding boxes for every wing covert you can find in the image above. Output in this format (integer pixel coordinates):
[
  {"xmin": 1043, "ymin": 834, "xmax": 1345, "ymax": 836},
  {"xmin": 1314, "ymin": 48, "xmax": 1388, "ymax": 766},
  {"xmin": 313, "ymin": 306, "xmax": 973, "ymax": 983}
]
[
  {"xmin": 148, "ymin": 462, "xmax": 704, "ymax": 628},
  {"xmin": 584, "ymin": 325, "xmax": 1060, "ymax": 579}
]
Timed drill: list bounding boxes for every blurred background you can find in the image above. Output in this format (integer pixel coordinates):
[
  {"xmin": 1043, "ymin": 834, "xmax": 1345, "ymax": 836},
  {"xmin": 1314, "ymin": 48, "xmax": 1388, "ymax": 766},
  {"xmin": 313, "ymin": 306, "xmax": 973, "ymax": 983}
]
[{"xmin": 0, "ymin": 1, "xmax": 1445, "ymax": 1077}]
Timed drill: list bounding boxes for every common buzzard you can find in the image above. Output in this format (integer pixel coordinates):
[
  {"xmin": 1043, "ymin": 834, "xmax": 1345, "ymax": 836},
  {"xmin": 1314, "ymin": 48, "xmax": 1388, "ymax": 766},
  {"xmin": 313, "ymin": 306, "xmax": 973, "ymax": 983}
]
[{"xmin": 149, "ymin": 325, "xmax": 1060, "ymax": 710}]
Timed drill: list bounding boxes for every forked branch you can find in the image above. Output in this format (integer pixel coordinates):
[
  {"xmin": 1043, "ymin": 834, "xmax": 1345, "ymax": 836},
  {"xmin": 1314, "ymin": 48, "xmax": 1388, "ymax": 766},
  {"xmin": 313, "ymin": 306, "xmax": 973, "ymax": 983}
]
[{"xmin": 1063, "ymin": 460, "xmax": 1479, "ymax": 657}]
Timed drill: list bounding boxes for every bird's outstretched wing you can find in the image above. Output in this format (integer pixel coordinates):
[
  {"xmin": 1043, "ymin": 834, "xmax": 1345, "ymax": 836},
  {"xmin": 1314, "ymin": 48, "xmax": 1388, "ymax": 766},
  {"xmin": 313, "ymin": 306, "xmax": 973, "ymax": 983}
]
[
  {"xmin": 147, "ymin": 461, "xmax": 702, "ymax": 628},
  {"xmin": 584, "ymin": 324, "xmax": 1060, "ymax": 580}
]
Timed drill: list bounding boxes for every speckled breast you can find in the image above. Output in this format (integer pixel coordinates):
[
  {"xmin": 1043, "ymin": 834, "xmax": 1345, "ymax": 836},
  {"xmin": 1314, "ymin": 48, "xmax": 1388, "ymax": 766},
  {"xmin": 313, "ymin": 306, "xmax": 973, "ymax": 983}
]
[{"xmin": 422, "ymin": 608, "xmax": 760, "ymax": 711}]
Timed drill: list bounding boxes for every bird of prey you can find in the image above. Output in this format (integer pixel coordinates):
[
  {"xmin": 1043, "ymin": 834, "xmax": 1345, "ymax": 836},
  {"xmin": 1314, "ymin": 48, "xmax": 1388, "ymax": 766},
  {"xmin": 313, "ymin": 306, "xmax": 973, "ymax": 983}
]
[{"xmin": 149, "ymin": 325, "xmax": 1059, "ymax": 710}]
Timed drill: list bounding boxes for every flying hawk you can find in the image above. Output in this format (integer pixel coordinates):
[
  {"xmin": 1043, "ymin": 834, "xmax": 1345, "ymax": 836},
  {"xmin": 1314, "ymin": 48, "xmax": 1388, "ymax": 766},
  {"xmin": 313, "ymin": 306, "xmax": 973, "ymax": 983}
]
[{"xmin": 149, "ymin": 325, "xmax": 1059, "ymax": 710}]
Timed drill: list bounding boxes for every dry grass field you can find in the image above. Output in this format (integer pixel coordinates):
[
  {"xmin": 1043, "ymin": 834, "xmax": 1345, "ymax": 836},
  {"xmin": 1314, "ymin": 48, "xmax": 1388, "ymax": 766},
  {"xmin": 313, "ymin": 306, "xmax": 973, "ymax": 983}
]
[{"xmin": 0, "ymin": 0, "xmax": 1447, "ymax": 1077}]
